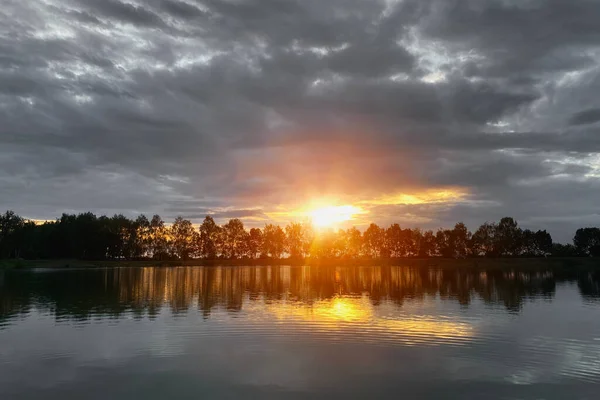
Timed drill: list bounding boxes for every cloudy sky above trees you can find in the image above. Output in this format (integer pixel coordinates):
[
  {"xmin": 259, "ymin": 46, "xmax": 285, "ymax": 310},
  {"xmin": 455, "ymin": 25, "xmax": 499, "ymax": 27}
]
[{"xmin": 2, "ymin": 0, "xmax": 600, "ymax": 241}]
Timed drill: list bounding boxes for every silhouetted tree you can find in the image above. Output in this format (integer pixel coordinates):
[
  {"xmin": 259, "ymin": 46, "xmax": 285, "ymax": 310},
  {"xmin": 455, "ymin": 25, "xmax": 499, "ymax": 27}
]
[
  {"xmin": 574, "ymin": 228, "xmax": 600, "ymax": 256},
  {"xmin": 262, "ymin": 224, "xmax": 285, "ymax": 258},
  {"xmin": 222, "ymin": 219, "xmax": 248, "ymax": 259},
  {"xmin": 386, "ymin": 224, "xmax": 403, "ymax": 257},
  {"xmin": 364, "ymin": 223, "xmax": 385, "ymax": 258},
  {"xmin": 521, "ymin": 229, "xmax": 552, "ymax": 256},
  {"xmin": 301, "ymin": 223, "xmax": 315, "ymax": 258},
  {"xmin": 0, "ymin": 211, "xmax": 26, "ymax": 258},
  {"xmin": 105, "ymin": 214, "xmax": 132, "ymax": 259},
  {"xmin": 452, "ymin": 223, "xmax": 471, "ymax": 258},
  {"xmin": 311, "ymin": 228, "xmax": 338, "ymax": 258},
  {"xmin": 285, "ymin": 222, "xmax": 304, "ymax": 258},
  {"xmin": 471, "ymin": 222, "xmax": 498, "ymax": 257},
  {"xmin": 247, "ymin": 228, "xmax": 263, "ymax": 259},
  {"xmin": 496, "ymin": 217, "xmax": 523, "ymax": 256},
  {"xmin": 435, "ymin": 223, "xmax": 472, "ymax": 258},
  {"xmin": 171, "ymin": 217, "xmax": 199, "ymax": 260},
  {"xmin": 199, "ymin": 216, "xmax": 220, "ymax": 259},
  {"xmin": 404, "ymin": 229, "xmax": 420, "ymax": 257},
  {"xmin": 551, "ymin": 243, "xmax": 579, "ymax": 257},
  {"xmin": 132, "ymin": 215, "xmax": 150, "ymax": 258},
  {"xmin": 148, "ymin": 215, "xmax": 169, "ymax": 260},
  {"xmin": 0, "ymin": 210, "xmax": 586, "ymax": 262},
  {"xmin": 436, "ymin": 229, "xmax": 453, "ymax": 258},
  {"xmin": 345, "ymin": 226, "xmax": 363, "ymax": 258},
  {"xmin": 418, "ymin": 230, "xmax": 437, "ymax": 257}
]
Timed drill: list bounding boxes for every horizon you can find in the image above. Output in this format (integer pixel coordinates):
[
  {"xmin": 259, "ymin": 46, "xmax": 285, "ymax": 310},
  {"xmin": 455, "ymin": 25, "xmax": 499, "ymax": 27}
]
[{"xmin": 2, "ymin": 207, "xmax": 569, "ymax": 239}]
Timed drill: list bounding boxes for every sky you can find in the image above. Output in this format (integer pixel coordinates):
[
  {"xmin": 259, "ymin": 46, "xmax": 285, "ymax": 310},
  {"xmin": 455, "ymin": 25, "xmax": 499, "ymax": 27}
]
[{"xmin": 2, "ymin": 0, "xmax": 600, "ymax": 242}]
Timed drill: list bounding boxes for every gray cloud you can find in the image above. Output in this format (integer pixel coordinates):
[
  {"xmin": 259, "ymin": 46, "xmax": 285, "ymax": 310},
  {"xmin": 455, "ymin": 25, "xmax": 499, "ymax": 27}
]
[
  {"xmin": 78, "ymin": 0, "xmax": 167, "ymax": 28},
  {"xmin": 158, "ymin": 0, "xmax": 207, "ymax": 19},
  {"xmin": 1, "ymin": 0, "xmax": 600, "ymax": 242},
  {"xmin": 569, "ymin": 108, "xmax": 600, "ymax": 126}
]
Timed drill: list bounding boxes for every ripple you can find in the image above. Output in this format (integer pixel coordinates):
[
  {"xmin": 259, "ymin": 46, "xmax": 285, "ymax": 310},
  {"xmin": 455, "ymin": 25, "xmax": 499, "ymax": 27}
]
[{"xmin": 3, "ymin": 265, "xmax": 600, "ymax": 398}]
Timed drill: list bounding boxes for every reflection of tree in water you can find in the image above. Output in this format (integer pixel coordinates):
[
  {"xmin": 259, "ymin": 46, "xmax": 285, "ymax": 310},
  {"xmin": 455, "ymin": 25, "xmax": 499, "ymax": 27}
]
[
  {"xmin": 1, "ymin": 265, "xmax": 599, "ymax": 325},
  {"xmin": 577, "ymin": 270, "xmax": 600, "ymax": 300}
]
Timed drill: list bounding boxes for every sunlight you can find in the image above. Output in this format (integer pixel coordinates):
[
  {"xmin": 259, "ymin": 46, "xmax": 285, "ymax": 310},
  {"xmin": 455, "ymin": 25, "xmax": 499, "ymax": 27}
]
[
  {"xmin": 257, "ymin": 296, "xmax": 475, "ymax": 345},
  {"xmin": 360, "ymin": 188, "xmax": 468, "ymax": 206},
  {"xmin": 309, "ymin": 205, "xmax": 363, "ymax": 228},
  {"xmin": 264, "ymin": 189, "xmax": 466, "ymax": 227}
]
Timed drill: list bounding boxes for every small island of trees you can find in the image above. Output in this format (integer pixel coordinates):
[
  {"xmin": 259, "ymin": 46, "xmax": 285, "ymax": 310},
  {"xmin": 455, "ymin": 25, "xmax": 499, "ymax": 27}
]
[{"xmin": 2, "ymin": 210, "xmax": 600, "ymax": 263}]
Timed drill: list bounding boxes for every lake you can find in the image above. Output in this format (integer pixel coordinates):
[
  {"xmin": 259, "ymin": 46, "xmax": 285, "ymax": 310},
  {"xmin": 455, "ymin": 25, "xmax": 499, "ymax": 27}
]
[{"xmin": 1, "ymin": 265, "xmax": 600, "ymax": 399}]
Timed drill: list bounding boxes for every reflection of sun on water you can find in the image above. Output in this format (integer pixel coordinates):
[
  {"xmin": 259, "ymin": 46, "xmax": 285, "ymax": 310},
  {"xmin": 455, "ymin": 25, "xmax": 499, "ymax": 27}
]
[
  {"xmin": 325, "ymin": 297, "xmax": 367, "ymax": 322},
  {"xmin": 259, "ymin": 297, "xmax": 475, "ymax": 344}
]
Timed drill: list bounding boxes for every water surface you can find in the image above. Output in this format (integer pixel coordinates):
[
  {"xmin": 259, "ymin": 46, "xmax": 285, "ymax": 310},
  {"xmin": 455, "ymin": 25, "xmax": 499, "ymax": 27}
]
[{"xmin": 1, "ymin": 265, "xmax": 600, "ymax": 399}]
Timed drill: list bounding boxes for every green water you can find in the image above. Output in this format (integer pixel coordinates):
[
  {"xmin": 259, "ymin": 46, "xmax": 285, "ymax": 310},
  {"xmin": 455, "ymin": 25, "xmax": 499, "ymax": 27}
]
[{"xmin": 1, "ymin": 265, "xmax": 600, "ymax": 399}]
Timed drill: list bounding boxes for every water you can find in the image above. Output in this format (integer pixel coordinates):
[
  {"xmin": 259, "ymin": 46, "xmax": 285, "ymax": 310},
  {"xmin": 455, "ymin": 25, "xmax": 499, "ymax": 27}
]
[{"xmin": 1, "ymin": 265, "xmax": 600, "ymax": 399}]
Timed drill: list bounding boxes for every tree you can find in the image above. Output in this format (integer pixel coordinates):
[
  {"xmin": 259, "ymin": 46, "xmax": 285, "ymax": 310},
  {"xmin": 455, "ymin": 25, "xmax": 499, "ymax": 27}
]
[
  {"xmin": 170, "ymin": 217, "xmax": 199, "ymax": 260},
  {"xmin": 496, "ymin": 217, "xmax": 523, "ymax": 256},
  {"xmin": 552, "ymin": 243, "xmax": 579, "ymax": 257},
  {"xmin": 311, "ymin": 228, "xmax": 338, "ymax": 258},
  {"xmin": 522, "ymin": 229, "xmax": 552, "ymax": 256},
  {"xmin": 346, "ymin": 226, "xmax": 363, "ymax": 258},
  {"xmin": 452, "ymin": 223, "xmax": 471, "ymax": 258},
  {"xmin": 435, "ymin": 223, "xmax": 471, "ymax": 259},
  {"xmin": 0, "ymin": 209, "xmax": 592, "ymax": 262},
  {"xmin": 247, "ymin": 228, "xmax": 263, "ymax": 259},
  {"xmin": 285, "ymin": 222, "xmax": 304, "ymax": 258},
  {"xmin": 0, "ymin": 211, "xmax": 25, "ymax": 258},
  {"xmin": 199, "ymin": 216, "xmax": 220, "ymax": 259},
  {"xmin": 132, "ymin": 215, "xmax": 150, "ymax": 258},
  {"xmin": 574, "ymin": 228, "xmax": 600, "ymax": 256},
  {"xmin": 301, "ymin": 223, "xmax": 315, "ymax": 258},
  {"xmin": 405, "ymin": 228, "xmax": 421, "ymax": 257},
  {"xmin": 105, "ymin": 214, "xmax": 132, "ymax": 259},
  {"xmin": 386, "ymin": 224, "xmax": 403, "ymax": 257},
  {"xmin": 148, "ymin": 215, "xmax": 169, "ymax": 260},
  {"xmin": 74, "ymin": 212, "xmax": 107, "ymax": 260},
  {"xmin": 364, "ymin": 223, "xmax": 385, "ymax": 258},
  {"xmin": 222, "ymin": 219, "xmax": 247, "ymax": 259},
  {"xmin": 262, "ymin": 224, "xmax": 286, "ymax": 258},
  {"xmin": 436, "ymin": 229, "xmax": 453, "ymax": 258},
  {"xmin": 418, "ymin": 230, "xmax": 437, "ymax": 257},
  {"xmin": 334, "ymin": 229, "xmax": 350, "ymax": 258},
  {"xmin": 471, "ymin": 222, "xmax": 498, "ymax": 257}
]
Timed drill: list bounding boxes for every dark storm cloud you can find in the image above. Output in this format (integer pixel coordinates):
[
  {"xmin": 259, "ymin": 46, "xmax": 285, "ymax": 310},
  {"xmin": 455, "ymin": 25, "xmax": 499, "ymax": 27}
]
[
  {"xmin": 569, "ymin": 108, "xmax": 600, "ymax": 126},
  {"xmin": 416, "ymin": 0, "xmax": 600, "ymax": 78},
  {"xmin": 1, "ymin": 0, "xmax": 600, "ymax": 241},
  {"xmin": 77, "ymin": 0, "xmax": 167, "ymax": 28},
  {"xmin": 158, "ymin": 0, "xmax": 207, "ymax": 19}
]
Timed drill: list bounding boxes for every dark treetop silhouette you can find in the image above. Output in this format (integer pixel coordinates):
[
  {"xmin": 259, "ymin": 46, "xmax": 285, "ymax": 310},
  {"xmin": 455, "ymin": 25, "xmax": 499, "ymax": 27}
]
[{"xmin": 1, "ymin": 210, "xmax": 597, "ymax": 262}]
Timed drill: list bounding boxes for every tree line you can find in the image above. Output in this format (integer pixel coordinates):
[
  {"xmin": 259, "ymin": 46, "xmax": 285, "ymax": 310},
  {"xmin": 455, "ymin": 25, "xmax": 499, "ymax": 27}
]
[{"xmin": 0, "ymin": 210, "xmax": 598, "ymax": 261}]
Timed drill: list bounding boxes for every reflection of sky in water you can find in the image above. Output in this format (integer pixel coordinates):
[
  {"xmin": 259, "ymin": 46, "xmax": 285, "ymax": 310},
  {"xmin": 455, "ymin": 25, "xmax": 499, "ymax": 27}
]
[
  {"xmin": 244, "ymin": 296, "xmax": 476, "ymax": 346},
  {"xmin": 1, "ymin": 266, "xmax": 600, "ymax": 399}
]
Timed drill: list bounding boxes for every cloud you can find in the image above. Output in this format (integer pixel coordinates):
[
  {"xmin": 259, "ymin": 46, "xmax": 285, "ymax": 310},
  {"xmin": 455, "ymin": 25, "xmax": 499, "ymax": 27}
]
[
  {"xmin": 1, "ymin": 0, "xmax": 600, "ymax": 242},
  {"xmin": 78, "ymin": 0, "xmax": 167, "ymax": 28},
  {"xmin": 569, "ymin": 108, "xmax": 600, "ymax": 126}
]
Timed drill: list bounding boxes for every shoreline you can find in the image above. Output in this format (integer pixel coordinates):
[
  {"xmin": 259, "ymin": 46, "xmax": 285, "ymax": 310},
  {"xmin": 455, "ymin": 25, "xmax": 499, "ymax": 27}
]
[{"xmin": 2, "ymin": 257, "xmax": 600, "ymax": 270}]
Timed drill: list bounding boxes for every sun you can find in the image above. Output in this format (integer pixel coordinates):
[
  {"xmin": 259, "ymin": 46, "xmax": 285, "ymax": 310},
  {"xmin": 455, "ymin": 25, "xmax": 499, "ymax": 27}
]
[{"xmin": 309, "ymin": 205, "xmax": 363, "ymax": 228}]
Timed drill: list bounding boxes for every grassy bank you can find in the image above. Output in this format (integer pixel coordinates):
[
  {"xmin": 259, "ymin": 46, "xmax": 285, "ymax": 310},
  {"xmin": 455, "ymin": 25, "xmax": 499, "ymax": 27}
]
[{"xmin": 2, "ymin": 257, "xmax": 600, "ymax": 270}]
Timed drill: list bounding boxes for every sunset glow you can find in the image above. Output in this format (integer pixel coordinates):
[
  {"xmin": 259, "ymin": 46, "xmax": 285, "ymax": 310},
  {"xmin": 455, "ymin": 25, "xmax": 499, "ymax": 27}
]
[
  {"xmin": 309, "ymin": 205, "xmax": 364, "ymax": 228},
  {"xmin": 361, "ymin": 188, "xmax": 468, "ymax": 206},
  {"xmin": 259, "ymin": 297, "xmax": 475, "ymax": 344},
  {"xmin": 263, "ymin": 188, "xmax": 466, "ymax": 228}
]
